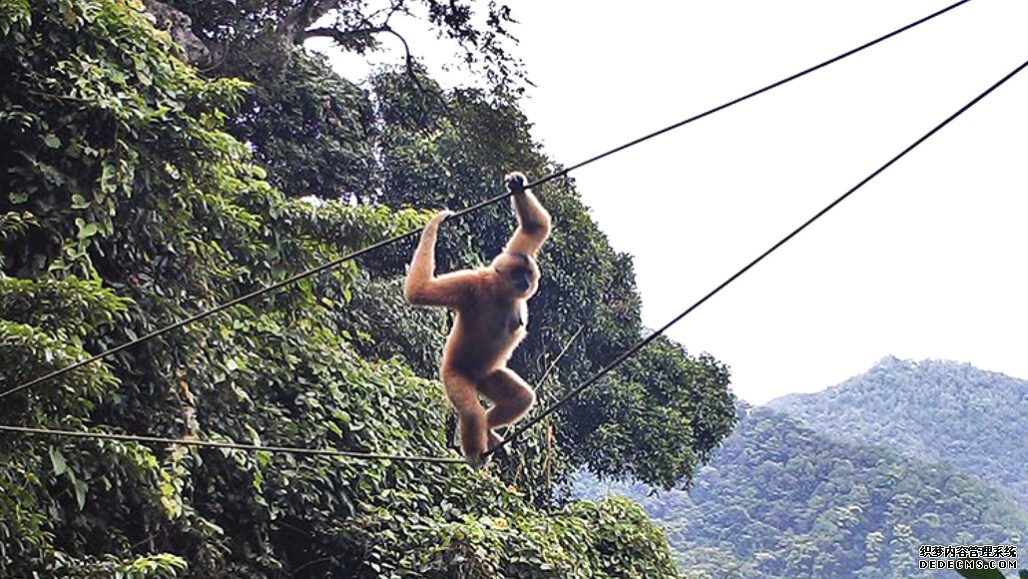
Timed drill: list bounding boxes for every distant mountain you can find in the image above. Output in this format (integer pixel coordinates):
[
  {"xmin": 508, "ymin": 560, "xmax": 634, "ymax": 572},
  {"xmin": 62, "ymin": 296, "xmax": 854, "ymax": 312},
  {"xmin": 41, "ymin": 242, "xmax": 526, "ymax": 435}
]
[
  {"xmin": 767, "ymin": 357, "xmax": 1028, "ymax": 506},
  {"xmin": 576, "ymin": 406, "xmax": 1028, "ymax": 578}
]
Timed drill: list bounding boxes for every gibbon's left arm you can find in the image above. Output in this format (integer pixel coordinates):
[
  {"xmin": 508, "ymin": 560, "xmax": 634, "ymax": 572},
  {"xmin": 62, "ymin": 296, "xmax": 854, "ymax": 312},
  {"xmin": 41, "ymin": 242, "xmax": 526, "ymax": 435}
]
[
  {"xmin": 503, "ymin": 172, "xmax": 551, "ymax": 258},
  {"xmin": 405, "ymin": 210, "xmax": 477, "ymax": 308}
]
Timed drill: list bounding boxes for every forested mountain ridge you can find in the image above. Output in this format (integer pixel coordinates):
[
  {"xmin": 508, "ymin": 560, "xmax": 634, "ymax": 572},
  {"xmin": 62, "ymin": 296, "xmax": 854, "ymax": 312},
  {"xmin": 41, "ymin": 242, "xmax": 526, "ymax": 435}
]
[
  {"xmin": 768, "ymin": 357, "xmax": 1028, "ymax": 507},
  {"xmin": 576, "ymin": 405, "xmax": 1028, "ymax": 578},
  {"xmin": 0, "ymin": 0, "xmax": 736, "ymax": 576}
]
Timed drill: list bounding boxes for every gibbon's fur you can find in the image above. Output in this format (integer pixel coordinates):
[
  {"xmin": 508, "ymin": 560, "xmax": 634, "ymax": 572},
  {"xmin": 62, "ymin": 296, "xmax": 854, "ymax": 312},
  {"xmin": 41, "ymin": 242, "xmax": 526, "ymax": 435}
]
[{"xmin": 405, "ymin": 172, "xmax": 551, "ymax": 467}]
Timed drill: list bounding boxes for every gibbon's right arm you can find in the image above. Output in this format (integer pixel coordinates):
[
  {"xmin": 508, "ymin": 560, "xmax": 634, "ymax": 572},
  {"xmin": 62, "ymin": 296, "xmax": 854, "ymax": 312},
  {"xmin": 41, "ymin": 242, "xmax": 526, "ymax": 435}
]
[
  {"xmin": 503, "ymin": 172, "xmax": 551, "ymax": 258},
  {"xmin": 404, "ymin": 210, "xmax": 476, "ymax": 308}
]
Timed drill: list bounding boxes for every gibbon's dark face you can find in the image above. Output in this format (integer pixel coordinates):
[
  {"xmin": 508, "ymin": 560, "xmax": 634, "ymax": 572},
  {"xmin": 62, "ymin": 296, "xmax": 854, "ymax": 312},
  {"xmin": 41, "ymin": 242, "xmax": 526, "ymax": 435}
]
[{"xmin": 492, "ymin": 251, "xmax": 539, "ymax": 297}]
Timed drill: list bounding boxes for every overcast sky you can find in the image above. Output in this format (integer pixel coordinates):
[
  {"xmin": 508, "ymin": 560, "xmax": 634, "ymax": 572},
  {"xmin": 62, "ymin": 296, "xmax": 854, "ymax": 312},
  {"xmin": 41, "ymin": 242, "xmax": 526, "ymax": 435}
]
[{"xmin": 312, "ymin": 0, "xmax": 1028, "ymax": 405}]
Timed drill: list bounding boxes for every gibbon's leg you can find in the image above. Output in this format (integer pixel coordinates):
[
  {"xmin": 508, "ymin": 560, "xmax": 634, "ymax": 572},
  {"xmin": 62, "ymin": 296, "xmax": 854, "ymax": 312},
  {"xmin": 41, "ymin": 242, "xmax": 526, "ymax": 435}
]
[
  {"xmin": 442, "ymin": 367, "xmax": 488, "ymax": 466},
  {"xmin": 480, "ymin": 368, "xmax": 536, "ymax": 450}
]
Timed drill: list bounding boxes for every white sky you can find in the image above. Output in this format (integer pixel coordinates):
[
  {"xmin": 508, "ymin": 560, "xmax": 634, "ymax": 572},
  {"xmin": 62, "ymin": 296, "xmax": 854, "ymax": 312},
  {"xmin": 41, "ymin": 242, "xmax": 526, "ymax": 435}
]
[{"xmin": 311, "ymin": 0, "xmax": 1028, "ymax": 405}]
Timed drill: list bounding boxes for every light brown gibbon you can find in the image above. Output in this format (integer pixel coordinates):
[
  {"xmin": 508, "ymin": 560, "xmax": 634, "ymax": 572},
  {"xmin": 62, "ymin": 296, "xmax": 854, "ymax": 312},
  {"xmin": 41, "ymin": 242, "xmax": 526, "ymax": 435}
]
[{"xmin": 404, "ymin": 172, "xmax": 551, "ymax": 468}]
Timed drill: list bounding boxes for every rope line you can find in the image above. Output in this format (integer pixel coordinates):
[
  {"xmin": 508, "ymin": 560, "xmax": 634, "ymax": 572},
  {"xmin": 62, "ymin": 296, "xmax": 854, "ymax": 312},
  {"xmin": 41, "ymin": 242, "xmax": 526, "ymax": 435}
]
[
  {"xmin": 486, "ymin": 56, "xmax": 1028, "ymax": 458},
  {"xmin": 0, "ymin": 0, "xmax": 972, "ymax": 401},
  {"xmin": 0, "ymin": 424, "xmax": 464, "ymax": 464},
  {"xmin": 535, "ymin": 326, "xmax": 584, "ymax": 392},
  {"xmin": 542, "ymin": 0, "xmax": 975, "ymax": 184}
]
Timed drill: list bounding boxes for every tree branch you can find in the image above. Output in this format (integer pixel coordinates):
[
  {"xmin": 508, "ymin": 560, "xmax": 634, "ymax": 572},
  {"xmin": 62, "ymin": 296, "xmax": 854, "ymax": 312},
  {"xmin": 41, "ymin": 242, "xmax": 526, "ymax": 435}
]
[
  {"xmin": 304, "ymin": 25, "xmax": 432, "ymax": 98},
  {"xmin": 141, "ymin": 0, "xmax": 213, "ymax": 67},
  {"xmin": 277, "ymin": 0, "xmax": 341, "ymax": 45},
  {"xmin": 303, "ymin": 25, "xmax": 391, "ymax": 48}
]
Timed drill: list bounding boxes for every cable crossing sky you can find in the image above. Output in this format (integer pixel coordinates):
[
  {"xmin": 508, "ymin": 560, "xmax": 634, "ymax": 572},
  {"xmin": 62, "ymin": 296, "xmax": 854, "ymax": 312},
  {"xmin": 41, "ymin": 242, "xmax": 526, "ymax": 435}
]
[
  {"xmin": 486, "ymin": 56, "xmax": 1028, "ymax": 457},
  {"xmin": 0, "ymin": 0, "xmax": 974, "ymax": 402}
]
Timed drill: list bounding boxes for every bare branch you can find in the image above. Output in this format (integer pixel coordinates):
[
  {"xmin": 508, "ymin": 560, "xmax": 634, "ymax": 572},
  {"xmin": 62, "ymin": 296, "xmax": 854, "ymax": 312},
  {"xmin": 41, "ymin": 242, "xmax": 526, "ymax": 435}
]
[
  {"xmin": 278, "ymin": 0, "xmax": 341, "ymax": 45},
  {"xmin": 304, "ymin": 25, "xmax": 443, "ymax": 111},
  {"xmin": 303, "ymin": 25, "xmax": 391, "ymax": 47}
]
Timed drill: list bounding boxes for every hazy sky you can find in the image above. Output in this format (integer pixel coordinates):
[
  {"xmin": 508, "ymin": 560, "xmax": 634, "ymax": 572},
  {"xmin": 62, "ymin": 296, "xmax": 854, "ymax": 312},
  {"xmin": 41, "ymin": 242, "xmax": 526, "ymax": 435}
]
[{"xmin": 312, "ymin": 0, "xmax": 1028, "ymax": 405}]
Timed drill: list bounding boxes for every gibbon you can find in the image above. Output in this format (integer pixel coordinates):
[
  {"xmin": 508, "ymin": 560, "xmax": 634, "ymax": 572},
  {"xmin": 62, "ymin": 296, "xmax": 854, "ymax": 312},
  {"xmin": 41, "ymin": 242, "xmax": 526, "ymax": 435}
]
[{"xmin": 405, "ymin": 172, "xmax": 551, "ymax": 467}]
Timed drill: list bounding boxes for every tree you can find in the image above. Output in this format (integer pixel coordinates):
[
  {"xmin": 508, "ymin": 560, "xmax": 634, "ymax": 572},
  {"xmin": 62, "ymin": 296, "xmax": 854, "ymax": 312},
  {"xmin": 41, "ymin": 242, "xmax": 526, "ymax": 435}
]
[
  {"xmin": 148, "ymin": 0, "xmax": 524, "ymax": 87},
  {"xmin": 232, "ymin": 52, "xmax": 381, "ymax": 200},
  {"xmin": 145, "ymin": 0, "xmax": 528, "ymax": 201}
]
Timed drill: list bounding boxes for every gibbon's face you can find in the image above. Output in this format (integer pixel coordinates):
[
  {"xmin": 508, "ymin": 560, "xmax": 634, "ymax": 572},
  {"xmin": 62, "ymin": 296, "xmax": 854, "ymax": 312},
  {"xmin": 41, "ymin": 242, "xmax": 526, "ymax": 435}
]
[{"xmin": 492, "ymin": 251, "xmax": 540, "ymax": 298}]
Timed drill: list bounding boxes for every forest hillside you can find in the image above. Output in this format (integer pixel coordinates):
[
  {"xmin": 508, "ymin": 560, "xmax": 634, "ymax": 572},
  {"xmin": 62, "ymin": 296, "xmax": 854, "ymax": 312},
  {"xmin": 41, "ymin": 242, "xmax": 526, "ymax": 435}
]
[
  {"xmin": 768, "ymin": 357, "xmax": 1028, "ymax": 508},
  {"xmin": 0, "ymin": 0, "xmax": 736, "ymax": 576},
  {"xmin": 576, "ymin": 402, "xmax": 1028, "ymax": 578}
]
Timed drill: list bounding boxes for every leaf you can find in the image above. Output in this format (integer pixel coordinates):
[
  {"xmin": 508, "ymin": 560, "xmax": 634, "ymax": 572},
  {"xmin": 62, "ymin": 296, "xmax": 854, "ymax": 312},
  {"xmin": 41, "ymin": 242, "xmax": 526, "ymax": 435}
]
[
  {"xmin": 49, "ymin": 447, "xmax": 67, "ymax": 476},
  {"xmin": 73, "ymin": 479, "xmax": 87, "ymax": 510},
  {"xmin": 100, "ymin": 163, "xmax": 116, "ymax": 193},
  {"xmin": 43, "ymin": 134, "xmax": 61, "ymax": 148},
  {"xmin": 77, "ymin": 222, "xmax": 99, "ymax": 239},
  {"xmin": 71, "ymin": 193, "xmax": 90, "ymax": 208},
  {"xmin": 244, "ymin": 424, "xmax": 261, "ymax": 446}
]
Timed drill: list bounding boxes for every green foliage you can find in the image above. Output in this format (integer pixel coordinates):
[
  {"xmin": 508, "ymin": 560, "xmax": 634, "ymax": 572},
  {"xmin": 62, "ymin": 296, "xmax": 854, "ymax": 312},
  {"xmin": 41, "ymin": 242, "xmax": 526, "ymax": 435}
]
[
  {"xmin": 0, "ymin": 320, "xmax": 120, "ymax": 411},
  {"xmin": 230, "ymin": 52, "xmax": 380, "ymax": 200},
  {"xmin": 336, "ymin": 273, "xmax": 448, "ymax": 378},
  {"xmin": 0, "ymin": 210, "xmax": 36, "ymax": 268},
  {"xmin": 768, "ymin": 357, "xmax": 1028, "ymax": 507},
  {"xmin": 345, "ymin": 495, "xmax": 678, "ymax": 578},
  {"xmin": 0, "ymin": 0, "xmax": 689, "ymax": 575},
  {"xmin": 83, "ymin": 553, "xmax": 188, "ymax": 579},
  {"xmin": 568, "ymin": 339, "xmax": 735, "ymax": 490},
  {"xmin": 0, "ymin": 277, "xmax": 130, "ymax": 336},
  {"xmin": 569, "ymin": 497, "xmax": 681, "ymax": 577},
  {"xmin": 1, "ymin": 0, "xmax": 249, "ymax": 280}
]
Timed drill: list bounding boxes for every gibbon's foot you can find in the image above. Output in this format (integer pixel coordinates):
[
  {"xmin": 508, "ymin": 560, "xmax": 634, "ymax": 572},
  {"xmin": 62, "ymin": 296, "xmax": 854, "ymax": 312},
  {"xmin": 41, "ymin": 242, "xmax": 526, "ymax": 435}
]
[
  {"xmin": 505, "ymin": 171, "xmax": 526, "ymax": 195},
  {"xmin": 466, "ymin": 450, "xmax": 491, "ymax": 471},
  {"xmin": 487, "ymin": 429, "xmax": 509, "ymax": 458}
]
